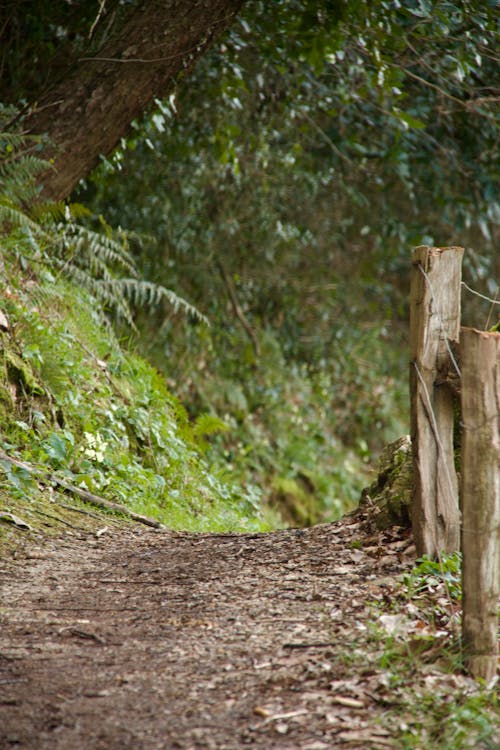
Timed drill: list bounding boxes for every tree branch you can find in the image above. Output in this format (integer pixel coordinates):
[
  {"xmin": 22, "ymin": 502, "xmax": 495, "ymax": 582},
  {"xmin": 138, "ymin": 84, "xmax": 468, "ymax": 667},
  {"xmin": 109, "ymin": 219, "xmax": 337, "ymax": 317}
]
[
  {"xmin": 0, "ymin": 451, "xmax": 164, "ymax": 529},
  {"xmin": 216, "ymin": 259, "xmax": 260, "ymax": 358}
]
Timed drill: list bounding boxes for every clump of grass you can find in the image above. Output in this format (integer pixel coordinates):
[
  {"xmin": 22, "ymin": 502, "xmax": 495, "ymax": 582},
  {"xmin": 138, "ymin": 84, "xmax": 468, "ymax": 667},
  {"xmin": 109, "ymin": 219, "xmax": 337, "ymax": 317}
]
[{"xmin": 363, "ymin": 554, "xmax": 498, "ymax": 749}]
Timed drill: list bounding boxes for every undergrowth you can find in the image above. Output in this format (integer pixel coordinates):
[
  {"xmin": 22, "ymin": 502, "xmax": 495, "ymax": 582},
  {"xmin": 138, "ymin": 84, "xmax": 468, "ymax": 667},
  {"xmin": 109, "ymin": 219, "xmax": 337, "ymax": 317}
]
[
  {"xmin": 0, "ymin": 102, "xmax": 408, "ymax": 530},
  {"xmin": 0, "ymin": 252, "xmax": 275, "ymax": 532},
  {"xmin": 0, "ymin": 109, "xmax": 278, "ymax": 532},
  {"xmin": 367, "ymin": 554, "xmax": 499, "ymax": 749},
  {"xmin": 137, "ymin": 320, "xmax": 408, "ymax": 526}
]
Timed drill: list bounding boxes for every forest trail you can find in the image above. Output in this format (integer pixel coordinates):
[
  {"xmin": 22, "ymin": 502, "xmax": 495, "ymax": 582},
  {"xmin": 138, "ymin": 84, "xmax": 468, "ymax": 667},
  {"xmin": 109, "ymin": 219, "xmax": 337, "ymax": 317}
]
[{"xmin": 0, "ymin": 512, "xmax": 416, "ymax": 750}]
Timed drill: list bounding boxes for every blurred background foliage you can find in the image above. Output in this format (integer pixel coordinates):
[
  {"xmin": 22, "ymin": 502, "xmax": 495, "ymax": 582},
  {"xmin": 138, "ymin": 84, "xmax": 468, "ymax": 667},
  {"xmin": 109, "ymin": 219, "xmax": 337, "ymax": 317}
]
[{"xmin": 1, "ymin": 0, "xmax": 499, "ymax": 525}]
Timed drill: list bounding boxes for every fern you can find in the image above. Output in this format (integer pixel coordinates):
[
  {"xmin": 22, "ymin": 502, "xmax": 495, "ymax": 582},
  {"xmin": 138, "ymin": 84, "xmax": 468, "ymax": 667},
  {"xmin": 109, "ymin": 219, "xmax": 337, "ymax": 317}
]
[
  {"xmin": 192, "ymin": 413, "xmax": 229, "ymax": 438},
  {"xmin": 114, "ymin": 279, "xmax": 208, "ymax": 323},
  {"xmin": 0, "ymin": 131, "xmax": 29, "ymax": 149},
  {"xmin": 58, "ymin": 265, "xmax": 137, "ymax": 327},
  {"xmin": 0, "ymin": 199, "xmax": 49, "ymax": 237},
  {"xmin": 58, "ymin": 223, "xmax": 138, "ymax": 277},
  {"xmin": 0, "ymin": 155, "xmax": 48, "ymax": 202},
  {"xmin": 30, "ymin": 201, "xmax": 69, "ymax": 225},
  {"xmin": 0, "ymin": 104, "xmax": 207, "ymax": 332}
]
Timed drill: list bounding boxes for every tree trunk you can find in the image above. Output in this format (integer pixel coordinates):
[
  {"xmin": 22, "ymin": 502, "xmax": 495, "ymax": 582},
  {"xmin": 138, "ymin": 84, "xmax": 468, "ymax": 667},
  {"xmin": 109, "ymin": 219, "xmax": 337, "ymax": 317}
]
[{"xmin": 23, "ymin": 0, "xmax": 245, "ymax": 201}]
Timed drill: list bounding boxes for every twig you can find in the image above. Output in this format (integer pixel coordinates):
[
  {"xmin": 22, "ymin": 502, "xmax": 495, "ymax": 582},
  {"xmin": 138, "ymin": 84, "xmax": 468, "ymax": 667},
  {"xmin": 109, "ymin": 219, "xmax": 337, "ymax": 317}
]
[
  {"xmin": 282, "ymin": 642, "xmax": 335, "ymax": 649},
  {"xmin": 57, "ymin": 501, "xmax": 114, "ymax": 522},
  {"xmin": 79, "ymin": 46, "xmax": 199, "ymax": 64},
  {"xmin": 216, "ymin": 259, "xmax": 260, "ymax": 358},
  {"xmin": 300, "ymin": 110, "xmax": 352, "ymax": 165},
  {"xmin": 88, "ymin": 0, "xmax": 107, "ymax": 40},
  {"xmin": 391, "ymin": 64, "xmax": 465, "ymax": 106},
  {"xmin": 0, "ymin": 451, "xmax": 164, "ymax": 530},
  {"xmin": 53, "ymin": 479, "xmax": 164, "ymax": 529},
  {"xmin": 28, "ymin": 508, "xmax": 81, "ymax": 530}
]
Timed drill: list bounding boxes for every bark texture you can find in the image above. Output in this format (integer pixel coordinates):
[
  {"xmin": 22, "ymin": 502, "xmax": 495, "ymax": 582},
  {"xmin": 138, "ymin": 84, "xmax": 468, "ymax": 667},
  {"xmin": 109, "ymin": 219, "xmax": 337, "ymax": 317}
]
[
  {"xmin": 409, "ymin": 246, "xmax": 463, "ymax": 557},
  {"xmin": 460, "ymin": 327, "xmax": 500, "ymax": 682},
  {"xmin": 23, "ymin": 0, "xmax": 245, "ymax": 201}
]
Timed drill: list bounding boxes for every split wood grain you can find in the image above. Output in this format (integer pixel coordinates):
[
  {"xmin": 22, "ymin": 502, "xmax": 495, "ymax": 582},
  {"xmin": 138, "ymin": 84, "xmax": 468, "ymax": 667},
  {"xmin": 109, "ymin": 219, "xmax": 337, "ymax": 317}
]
[
  {"xmin": 460, "ymin": 327, "xmax": 500, "ymax": 682},
  {"xmin": 409, "ymin": 245, "xmax": 463, "ymax": 556}
]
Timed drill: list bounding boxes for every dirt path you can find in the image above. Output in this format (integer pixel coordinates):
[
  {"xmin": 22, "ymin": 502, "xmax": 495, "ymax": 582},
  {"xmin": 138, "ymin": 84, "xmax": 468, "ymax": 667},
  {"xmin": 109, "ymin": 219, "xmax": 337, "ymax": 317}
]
[{"xmin": 0, "ymin": 513, "xmax": 415, "ymax": 750}]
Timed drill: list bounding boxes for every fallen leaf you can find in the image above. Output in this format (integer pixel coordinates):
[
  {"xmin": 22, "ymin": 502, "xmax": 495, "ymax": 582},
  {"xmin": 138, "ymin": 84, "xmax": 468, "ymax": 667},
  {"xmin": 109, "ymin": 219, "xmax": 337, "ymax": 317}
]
[
  {"xmin": 334, "ymin": 565, "xmax": 356, "ymax": 574},
  {"xmin": 0, "ymin": 310, "xmax": 10, "ymax": 330},
  {"xmin": 0, "ymin": 512, "xmax": 32, "ymax": 531},
  {"xmin": 349, "ymin": 549, "xmax": 366, "ymax": 563},
  {"xmin": 275, "ymin": 722, "xmax": 288, "ymax": 734},
  {"xmin": 378, "ymin": 614, "xmax": 408, "ymax": 635},
  {"xmin": 336, "ymin": 729, "xmax": 392, "ymax": 745},
  {"xmin": 253, "ymin": 706, "xmax": 270, "ymax": 718},
  {"xmin": 331, "ymin": 695, "xmax": 366, "ymax": 709}
]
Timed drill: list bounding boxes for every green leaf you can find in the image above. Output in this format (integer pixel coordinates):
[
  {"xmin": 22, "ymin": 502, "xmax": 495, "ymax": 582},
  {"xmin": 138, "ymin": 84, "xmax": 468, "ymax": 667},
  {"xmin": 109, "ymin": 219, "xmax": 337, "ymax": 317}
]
[
  {"xmin": 46, "ymin": 433, "xmax": 68, "ymax": 463},
  {"xmin": 396, "ymin": 111, "xmax": 426, "ymax": 130}
]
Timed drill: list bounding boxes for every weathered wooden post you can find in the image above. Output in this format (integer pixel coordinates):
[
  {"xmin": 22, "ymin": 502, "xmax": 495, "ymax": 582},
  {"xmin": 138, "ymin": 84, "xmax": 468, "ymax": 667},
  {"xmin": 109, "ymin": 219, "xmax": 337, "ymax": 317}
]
[
  {"xmin": 409, "ymin": 246, "xmax": 463, "ymax": 557},
  {"xmin": 460, "ymin": 327, "xmax": 500, "ymax": 682}
]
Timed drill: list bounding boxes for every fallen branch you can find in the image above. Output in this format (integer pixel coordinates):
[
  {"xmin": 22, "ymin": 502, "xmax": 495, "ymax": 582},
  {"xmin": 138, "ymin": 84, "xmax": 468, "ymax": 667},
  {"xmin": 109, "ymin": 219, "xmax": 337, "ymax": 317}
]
[
  {"xmin": 0, "ymin": 451, "xmax": 164, "ymax": 530},
  {"xmin": 57, "ymin": 501, "xmax": 112, "ymax": 521},
  {"xmin": 29, "ymin": 508, "xmax": 81, "ymax": 530},
  {"xmin": 282, "ymin": 642, "xmax": 335, "ymax": 649}
]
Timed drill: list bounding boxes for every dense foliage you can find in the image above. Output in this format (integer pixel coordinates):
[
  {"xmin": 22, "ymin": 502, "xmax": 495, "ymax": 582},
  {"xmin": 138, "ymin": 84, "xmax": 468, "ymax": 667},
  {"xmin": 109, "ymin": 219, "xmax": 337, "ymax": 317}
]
[
  {"xmin": 1, "ymin": 1, "xmax": 498, "ymax": 524},
  {"xmin": 79, "ymin": 0, "xmax": 498, "ymax": 518},
  {"xmin": 0, "ymin": 121, "xmax": 273, "ymax": 531}
]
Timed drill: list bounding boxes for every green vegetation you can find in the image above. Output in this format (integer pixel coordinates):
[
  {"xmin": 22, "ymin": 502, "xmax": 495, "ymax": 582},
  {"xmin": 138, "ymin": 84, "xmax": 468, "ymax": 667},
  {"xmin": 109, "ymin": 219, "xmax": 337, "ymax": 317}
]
[
  {"xmin": 0, "ymin": 5, "xmax": 498, "ymax": 745},
  {"xmin": 1, "ymin": 1, "xmax": 498, "ymax": 530},
  {"xmin": 366, "ymin": 554, "xmax": 498, "ymax": 748},
  {"xmin": 0, "ymin": 123, "xmax": 276, "ymax": 532},
  {"xmin": 395, "ymin": 690, "xmax": 498, "ymax": 750},
  {"xmin": 0, "ymin": 250, "xmax": 274, "ymax": 532},
  {"xmin": 75, "ymin": 0, "xmax": 497, "ymax": 524}
]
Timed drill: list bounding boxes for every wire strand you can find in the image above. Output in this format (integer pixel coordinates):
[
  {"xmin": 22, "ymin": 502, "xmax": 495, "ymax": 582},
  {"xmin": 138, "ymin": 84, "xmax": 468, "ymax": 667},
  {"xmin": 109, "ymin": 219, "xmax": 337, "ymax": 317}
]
[{"xmin": 461, "ymin": 281, "xmax": 500, "ymax": 306}]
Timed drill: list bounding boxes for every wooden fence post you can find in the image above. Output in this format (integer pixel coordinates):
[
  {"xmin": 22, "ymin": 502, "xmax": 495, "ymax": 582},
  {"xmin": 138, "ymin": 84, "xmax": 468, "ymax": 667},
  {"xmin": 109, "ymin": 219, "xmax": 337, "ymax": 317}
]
[
  {"xmin": 460, "ymin": 327, "xmax": 500, "ymax": 682},
  {"xmin": 409, "ymin": 246, "xmax": 463, "ymax": 557}
]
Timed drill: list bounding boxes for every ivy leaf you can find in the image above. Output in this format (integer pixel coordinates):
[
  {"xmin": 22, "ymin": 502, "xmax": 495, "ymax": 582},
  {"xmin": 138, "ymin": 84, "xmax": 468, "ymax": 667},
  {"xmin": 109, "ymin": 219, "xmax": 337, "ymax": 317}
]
[{"xmin": 45, "ymin": 433, "xmax": 68, "ymax": 463}]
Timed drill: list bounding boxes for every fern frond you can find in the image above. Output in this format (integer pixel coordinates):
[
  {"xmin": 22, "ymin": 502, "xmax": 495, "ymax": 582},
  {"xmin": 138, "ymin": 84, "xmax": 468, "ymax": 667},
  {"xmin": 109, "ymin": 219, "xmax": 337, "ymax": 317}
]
[
  {"xmin": 0, "ymin": 113, "xmax": 206, "ymax": 335},
  {"xmin": 30, "ymin": 201, "xmax": 68, "ymax": 224},
  {"xmin": 115, "ymin": 279, "xmax": 209, "ymax": 324},
  {"xmin": 0, "ymin": 200, "xmax": 48, "ymax": 236},
  {"xmin": 59, "ymin": 224, "xmax": 138, "ymax": 277},
  {"xmin": 0, "ymin": 154, "xmax": 49, "ymax": 182},
  {"xmin": 192, "ymin": 413, "xmax": 229, "ymax": 439},
  {"xmin": 66, "ymin": 203, "xmax": 92, "ymax": 220},
  {"xmin": 60, "ymin": 266, "xmax": 137, "ymax": 329},
  {"xmin": 71, "ymin": 253, "xmax": 121, "ymax": 285},
  {"xmin": 0, "ymin": 131, "xmax": 30, "ymax": 149}
]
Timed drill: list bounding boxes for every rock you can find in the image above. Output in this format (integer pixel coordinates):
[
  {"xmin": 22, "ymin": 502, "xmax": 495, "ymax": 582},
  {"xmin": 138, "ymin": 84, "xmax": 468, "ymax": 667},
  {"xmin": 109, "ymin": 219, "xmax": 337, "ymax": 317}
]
[
  {"xmin": 0, "ymin": 512, "xmax": 33, "ymax": 531},
  {"xmin": 359, "ymin": 435, "xmax": 413, "ymax": 529},
  {"xmin": 0, "ymin": 310, "xmax": 9, "ymax": 330}
]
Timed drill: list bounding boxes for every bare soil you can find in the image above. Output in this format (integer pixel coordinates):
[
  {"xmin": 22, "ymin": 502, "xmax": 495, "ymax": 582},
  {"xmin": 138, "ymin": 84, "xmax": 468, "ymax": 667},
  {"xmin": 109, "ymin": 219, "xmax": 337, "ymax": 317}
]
[{"xmin": 0, "ymin": 511, "xmax": 415, "ymax": 750}]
